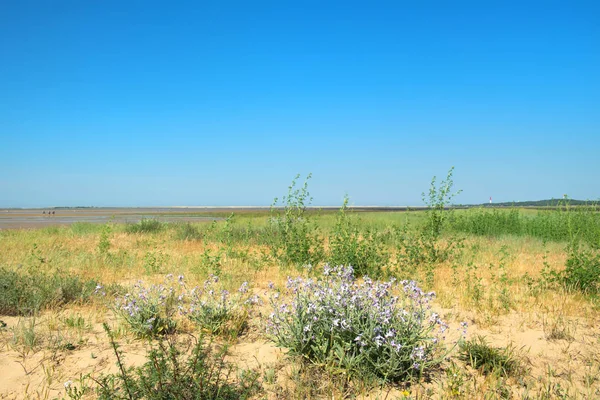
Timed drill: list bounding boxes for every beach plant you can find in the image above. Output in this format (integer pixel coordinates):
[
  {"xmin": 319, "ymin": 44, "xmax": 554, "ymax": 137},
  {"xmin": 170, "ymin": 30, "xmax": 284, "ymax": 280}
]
[
  {"xmin": 396, "ymin": 168, "xmax": 464, "ymax": 279},
  {"xmin": 328, "ymin": 196, "xmax": 389, "ymax": 277},
  {"xmin": 558, "ymin": 240, "xmax": 600, "ymax": 294},
  {"xmin": 459, "ymin": 335, "xmax": 525, "ymax": 378},
  {"xmin": 534, "ymin": 223, "xmax": 600, "ymax": 295},
  {"xmin": 267, "ymin": 265, "xmax": 458, "ymax": 383},
  {"xmin": 113, "ymin": 275, "xmax": 260, "ymax": 339},
  {"xmin": 92, "ymin": 324, "xmax": 260, "ymax": 400},
  {"xmin": 142, "ymin": 250, "xmax": 166, "ymax": 275},
  {"xmin": 268, "ymin": 174, "xmax": 324, "ymax": 269},
  {"xmin": 113, "ymin": 277, "xmax": 179, "ymax": 338},
  {"xmin": 125, "ymin": 218, "xmax": 164, "ymax": 234},
  {"xmin": 98, "ymin": 223, "xmax": 111, "ymax": 255},
  {"xmin": 0, "ymin": 266, "xmax": 98, "ymax": 316},
  {"xmin": 181, "ymin": 276, "xmax": 260, "ymax": 339},
  {"xmin": 198, "ymin": 249, "xmax": 223, "ymax": 276},
  {"xmin": 174, "ymin": 222, "xmax": 202, "ymax": 241}
]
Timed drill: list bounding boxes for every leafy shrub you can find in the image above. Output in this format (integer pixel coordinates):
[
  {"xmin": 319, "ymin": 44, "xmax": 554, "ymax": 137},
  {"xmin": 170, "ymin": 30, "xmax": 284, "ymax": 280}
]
[
  {"xmin": 71, "ymin": 222, "xmax": 102, "ymax": 235},
  {"xmin": 196, "ymin": 249, "xmax": 223, "ymax": 276},
  {"xmin": 396, "ymin": 168, "xmax": 464, "ymax": 279},
  {"xmin": 87, "ymin": 324, "xmax": 261, "ymax": 400},
  {"xmin": 174, "ymin": 222, "xmax": 202, "ymax": 241},
  {"xmin": 268, "ymin": 174, "xmax": 324, "ymax": 268},
  {"xmin": 458, "ymin": 336, "xmax": 525, "ymax": 377},
  {"xmin": 98, "ymin": 223, "xmax": 112, "ymax": 255},
  {"xmin": 182, "ymin": 277, "xmax": 259, "ymax": 339},
  {"xmin": 125, "ymin": 219, "xmax": 164, "ymax": 234},
  {"xmin": 328, "ymin": 197, "xmax": 389, "ymax": 277},
  {"xmin": 0, "ymin": 267, "xmax": 98, "ymax": 316},
  {"xmin": 558, "ymin": 242, "xmax": 600, "ymax": 294},
  {"xmin": 142, "ymin": 251, "xmax": 167, "ymax": 275},
  {"xmin": 267, "ymin": 265, "xmax": 455, "ymax": 383},
  {"xmin": 113, "ymin": 278, "xmax": 179, "ymax": 338}
]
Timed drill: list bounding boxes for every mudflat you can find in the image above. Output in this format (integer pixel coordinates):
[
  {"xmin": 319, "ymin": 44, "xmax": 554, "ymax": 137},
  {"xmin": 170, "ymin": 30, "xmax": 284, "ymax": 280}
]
[{"xmin": 0, "ymin": 208, "xmax": 226, "ymax": 229}]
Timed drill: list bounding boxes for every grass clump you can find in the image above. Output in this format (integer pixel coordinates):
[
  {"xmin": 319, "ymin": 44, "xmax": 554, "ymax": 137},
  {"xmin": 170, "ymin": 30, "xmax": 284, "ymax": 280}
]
[
  {"xmin": 0, "ymin": 266, "xmax": 99, "ymax": 316},
  {"xmin": 125, "ymin": 218, "xmax": 164, "ymax": 234},
  {"xmin": 267, "ymin": 265, "xmax": 453, "ymax": 384},
  {"xmin": 458, "ymin": 335, "xmax": 525, "ymax": 377},
  {"xmin": 84, "ymin": 324, "xmax": 261, "ymax": 400}
]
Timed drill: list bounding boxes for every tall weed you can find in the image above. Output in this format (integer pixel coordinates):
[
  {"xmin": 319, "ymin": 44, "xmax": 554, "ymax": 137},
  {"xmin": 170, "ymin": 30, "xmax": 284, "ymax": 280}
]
[
  {"xmin": 328, "ymin": 196, "xmax": 389, "ymax": 277},
  {"xmin": 395, "ymin": 168, "xmax": 464, "ymax": 280},
  {"xmin": 268, "ymin": 174, "xmax": 324, "ymax": 268}
]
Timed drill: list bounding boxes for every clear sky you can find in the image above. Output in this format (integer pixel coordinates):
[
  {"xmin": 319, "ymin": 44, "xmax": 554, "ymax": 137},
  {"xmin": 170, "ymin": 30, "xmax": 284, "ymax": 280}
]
[{"xmin": 1, "ymin": 1, "xmax": 598, "ymax": 207}]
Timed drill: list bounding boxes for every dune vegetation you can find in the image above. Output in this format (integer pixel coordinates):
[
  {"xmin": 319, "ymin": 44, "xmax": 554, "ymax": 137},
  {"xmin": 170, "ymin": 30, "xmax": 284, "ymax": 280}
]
[{"xmin": 1, "ymin": 171, "xmax": 599, "ymax": 399}]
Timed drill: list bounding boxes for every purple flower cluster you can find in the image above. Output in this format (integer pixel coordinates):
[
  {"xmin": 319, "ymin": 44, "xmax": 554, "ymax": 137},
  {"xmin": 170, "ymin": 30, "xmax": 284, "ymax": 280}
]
[
  {"xmin": 267, "ymin": 265, "xmax": 453, "ymax": 382},
  {"xmin": 114, "ymin": 275, "xmax": 261, "ymax": 338},
  {"xmin": 181, "ymin": 275, "xmax": 260, "ymax": 335},
  {"xmin": 114, "ymin": 279, "xmax": 178, "ymax": 337}
]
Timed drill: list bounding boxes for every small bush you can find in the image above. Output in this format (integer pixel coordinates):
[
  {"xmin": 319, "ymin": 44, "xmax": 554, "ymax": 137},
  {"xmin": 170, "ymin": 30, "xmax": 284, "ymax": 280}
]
[
  {"xmin": 559, "ymin": 243, "xmax": 600, "ymax": 294},
  {"xmin": 174, "ymin": 222, "xmax": 202, "ymax": 240},
  {"xmin": 328, "ymin": 197, "xmax": 389, "ymax": 277},
  {"xmin": 268, "ymin": 174, "xmax": 324, "ymax": 268},
  {"xmin": 0, "ymin": 267, "xmax": 98, "ymax": 316},
  {"xmin": 89, "ymin": 324, "xmax": 261, "ymax": 400},
  {"xmin": 267, "ymin": 265, "xmax": 454, "ymax": 383},
  {"xmin": 98, "ymin": 223, "xmax": 111, "ymax": 255},
  {"xmin": 113, "ymin": 278, "xmax": 178, "ymax": 338},
  {"xmin": 395, "ymin": 168, "xmax": 464, "ymax": 278},
  {"xmin": 125, "ymin": 219, "xmax": 164, "ymax": 234},
  {"xmin": 142, "ymin": 251, "xmax": 167, "ymax": 275},
  {"xmin": 458, "ymin": 336, "xmax": 524, "ymax": 377}
]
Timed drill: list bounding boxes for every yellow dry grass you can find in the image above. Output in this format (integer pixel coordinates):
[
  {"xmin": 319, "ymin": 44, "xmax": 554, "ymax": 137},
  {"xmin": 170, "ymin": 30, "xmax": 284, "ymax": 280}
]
[{"xmin": 0, "ymin": 217, "xmax": 598, "ymax": 399}]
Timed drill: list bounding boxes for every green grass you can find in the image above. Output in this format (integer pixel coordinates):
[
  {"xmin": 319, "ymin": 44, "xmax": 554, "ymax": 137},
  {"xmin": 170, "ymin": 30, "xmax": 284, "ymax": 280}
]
[
  {"xmin": 0, "ymin": 266, "xmax": 99, "ymax": 316},
  {"xmin": 124, "ymin": 218, "xmax": 165, "ymax": 234},
  {"xmin": 450, "ymin": 207, "xmax": 600, "ymax": 244},
  {"xmin": 458, "ymin": 336, "xmax": 525, "ymax": 377}
]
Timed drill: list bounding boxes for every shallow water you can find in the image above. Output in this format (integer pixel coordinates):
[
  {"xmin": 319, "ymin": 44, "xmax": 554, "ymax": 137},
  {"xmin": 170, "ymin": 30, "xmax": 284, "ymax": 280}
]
[{"xmin": 0, "ymin": 208, "xmax": 220, "ymax": 229}]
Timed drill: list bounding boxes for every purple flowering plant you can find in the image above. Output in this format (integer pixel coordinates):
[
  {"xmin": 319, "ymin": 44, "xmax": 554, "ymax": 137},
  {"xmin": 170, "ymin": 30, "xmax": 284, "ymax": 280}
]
[
  {"xmin": 267, "ymin": 265, "xmax": 456, "ymax": 383},
  {"xmin": 181, "ymin": 275, "xmax": 260, "ymax": 338},
  {"xmin": 114, "ymin": 276, "xmax": 179, "ymax": 338},
  {"xmin": 114, "ymin": 274, "xmax": 261, "ymax": 339}
]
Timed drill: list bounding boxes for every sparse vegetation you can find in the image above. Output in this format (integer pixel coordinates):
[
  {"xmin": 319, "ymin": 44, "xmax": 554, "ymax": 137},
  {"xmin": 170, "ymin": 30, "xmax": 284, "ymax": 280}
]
[
  {"xmin": 125, "ymin": 219, "xmax": 164, "ymax": 234},
  {"xmin": 458, "ymin": 335, "xmax": 525, "ymax": 378},
  {"xmin": 1, "ymin": 171, "xmax": 599, "ymax": 398},
  {"xmin": 0, "ymin": 266, "xmax": 98, "ymax": 316},
  {"xmin": 268, "ymin": 174, "xmax": 324, "ymax": 268},
  {"xmin": 89, "ymin": 324, "xmax": 261, "ymax": 400}
]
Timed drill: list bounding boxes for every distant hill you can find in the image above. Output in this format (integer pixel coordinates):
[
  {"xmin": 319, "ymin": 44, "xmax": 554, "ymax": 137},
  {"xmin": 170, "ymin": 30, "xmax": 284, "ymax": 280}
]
[{"xmin": 475, "ymin": 199, "xmax": 597, "ymax": 207}]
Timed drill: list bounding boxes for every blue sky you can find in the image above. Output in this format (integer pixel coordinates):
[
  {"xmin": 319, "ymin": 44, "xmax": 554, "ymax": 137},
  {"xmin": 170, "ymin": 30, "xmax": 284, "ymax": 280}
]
[{"xmin": 1, "ymin": 1, "xmax": 598, "ymax": 207}]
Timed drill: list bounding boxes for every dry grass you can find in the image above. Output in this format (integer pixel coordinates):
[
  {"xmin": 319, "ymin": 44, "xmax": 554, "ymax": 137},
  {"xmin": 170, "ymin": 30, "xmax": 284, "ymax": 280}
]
[{"xmin": 0, "ymin": 215, "xmax": 599, "ymax": 399}]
